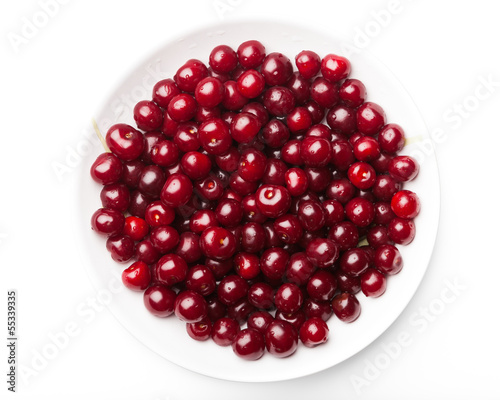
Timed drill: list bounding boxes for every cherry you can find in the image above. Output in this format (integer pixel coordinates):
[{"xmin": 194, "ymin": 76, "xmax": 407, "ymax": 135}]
[
  {"xmin": 135, "ymin": 239, "xmax": 160, "ymax": 265},
  {"xmin": 175, "ymin": 59, "xmax": 208, "ymax": 92},
  {"xmin": 330, "ymin": 139, "xmax": 355, "ymax": 171},
  {"xmin": 285, "ymin": 168, "xmax": 309, "ymax": 197},
  {"xmin": 91, "ymin": 153, "xmax": 123, "ymax": 185},
  {"xmin": 255, "ymin": 184, "xmax": 291, "ymax": 218},
  {"xmin": 303, "ymin": 298, "xmax": 333, "ymax": 321},
  {"xmin": 138, "ymin": 165, "xmax": 165, "ymax": 198},
  {"xmin": 295, "ymin": 50, "xmax": 321, "ymax": 79},
  {"xmin": 121, "ymin": 160, "xmax": 144, "ymax": 188},
  {"xmin": 106, "ymin": 124, "xmax": 144, "ymax": 161},
  {"xmin": 328, "ymin": 221, "xmax": 359, "ymax": 251},
  {"xmin": 160, "ymin": 173, "xmax": 193, "ymax": 207},
  {"xmin": 237, "ymin": 40, "xmax": 266, "ymax": 69},
  {"xmin": 321, "ymin": 53, "xmax": 351, "ymax": 82},
  {"xmin": 297, "ymin": 200, "xmax": 325, "ymax": 232},
  {"xmin": 310, "ymin": 77, "xmax": 339, "ymax": 108},
  {"xmin": 167, "ymin": 94, "xmax": 197, "ymax": 123},
  {"xmin": 100, "ymin": 183, "xmax": 130, "ymax": 212},
  {"xmin": 237, "ymin": 69, "xmax": 266, "ymax": 99},
  {"xmin": 106, "ymin": 234, "xmax": 134, "ymax": 262},
  {"xmin": 123, "ymin": 216, "xmax": 149, "ymax": 241},
  {"xmin": 306, "ymin": 238, "xmax": 340, "ymax": 268},
  {"xmin": 209, "ymin": 45, "xmax": 238, "ymax": 74},
  {"xmin": 222, "ymin": 80, "xmax": 249, "ymax": 111},
  {"xmin": 134, "ymin": 100, "xmax": 163, "ymax": 131},
  {"xmin": 300, "ymin": 137, "xmax": 332, "ymax": 167},
  {"xmin": 335, "ymin": 270, "xmax": 361, "ymax": 294},
  {"xmin": 237, "ymin": 148, "xmax": 266, "ymax": 182},
  {"xmin": 388, "ymin": 217, "xmax": 416, "ymax": 245},
  {"xmin": 285, "ymin": 252, "xmax": 316, "ymax": 286},
  {"xmin": 391, "ymin": 190, "xmax": 421, "ymax": 219},
  {"xmin": 248, "ymin": 311, "xmax": 274, "ymax": 335},
  {"xmin": 275, "ymin": 283, "xmax": 303, "ymax": 314},
  {"xmin": 173, "ymin": 122, "xmax": 200, "ymax": 153},
  {"xmin": 388, "ymin": 155, "xmax": 420, "ymax": 182},
  {"xmin": 152, "ymin": 78, "xmax": 180, "ymax": 108},
  {"xmin": 378, "ymin": 124, "xmax": 405, "ymax": 153},
  {"xmin": 305, "ymin": 100, "xmax": 325, "ymax": 124},
  {"xmin": 367, "ymin": 225, "xmax": 392, "ymax": 248},
  {"xmin": 199, "ymin": 226, "xmax": 236, "ymax": 260},
  {"xmin": 232, "ymin": 252, "xmax": 259, "ymax": 280},
  {"xmin": 198, "ymin": 118, "xmax": 232, "ymax": 155},
  {"xmin": 326, "ymin": 105, "xmax": 357, "ymax": 136},
  {"xmin": 228, "ymin": 298, "xmax": 256, "ymax": 325},
  {"xmin": 286, "ymin": 72, "xmax": 311, "ymax": 105},
  {"xmin": 174, "ymin": 290, "xmax": 208, "ymax": 323},
  {"xmin": 353, "ymin": 136, "xmax": 380, "ymax": 162},
  {"xmin": 281, "ymin": 139, "xmax": 303, "ymax": 165},
  {"xmin": 322, "ymin": 199, "xmax": 345, "ymax": 228},
  {"xmin": 374, "ymin": 201, "xmax": 397, "ymax": 225},
  {"xmin": 361, "ymin": 268, "xmax": 387, "ymax": 298},
  {"xmin": 339, "ymin": 79, "xmax": 366, "ymax": 108},
  {"xmin": 331, "ymin": 292, "xmax": 361, "ymax": 323},
  {"xmin": 340, "ymin": 248, "xmax": 370, "ymax": 277},
  {"xmin": 275, "ymin": 310, "xmax": 306, "ymax": 331},
  {"xmin": 262, "ymin": 159, "xmax": 287, "ymax": 186},
  {"xmin": 265, "ymin": 320, "xmax": 298, "ymax": 358},
  {"xmin": 143, "ymin": 285, "xmax": 176, "ymax": 317},
  {"xmin": 242, "ymin": 102, "xmax": 270, "ymax": 127},
  {"xmin": 345, "ymin": 197, "xmax": 375, "ymax": 227},
  {"xmin": 357, "ymin": 102, "xmax": 386, "ymax": 135},
  {"xmin": 348, "ymin": 161, "xmax": 377, "ymax": 190},
  {"xmin": 326, "ymin": 178, "xmax": 356, "ymax": 204},
  {"xmin": 307, "ymin": 270, "xmax": 337, "ymax": 301},
  {"xmin": 261, "ymin": 52, "xmax": 293, "ymax": 86},
  {"xmin": 122, "ymin": 261, "xmax": 151, "ymax": 291},
  {"xmin": 217, "ymin": 274, "xmax": 249, "ymax": 306},
  {"xmin": 260, "ymin": 247, "xmax": 289, "ymax": 281},
  {"xmin": 374, "ymin": 244, "xmax": 403, "ymax": 275},
  {"xmin": 240, "ymin": 222, "xmax": 266, "ymax": 253},
  {"xmin": 91, "ymin": 207, "xmax": 124, "ymax": 236},
  {"xmin": 287, "ymin": 107, "xmax": 313, "ymax": 134},
  {"xmin": 144, "ymin": 200, "xmax": 175, "ymax": 228},
  {"xmin": 232, "ymin": 328, "xmax": 265, "ymax": 361},
  {"xmin": 273, "ymin": 214, "xmax": 303, "ymax": 244},
  {"xmin": 195, "ymin": 106, "xmax": 221, "ymax": 123},
  {"xmin": 263, "ymin": 86, "xmax": 296, "ymax": 117},
  {"xmin": 212, "ymin": 317, "xmax": 240, "ymax": 347},
  {"xmin": 128, "ymin": 190, "xmax": 151, "ymax": 219},
  {"xmin": 186, "ymin": 318, "xmax": 212, "ymax": 341},
  {"xmin": 299, "ymin": 317, "xmax": 329, "ymax": 348},
  {"xmin": 195, "ymin": 77, "xmax": 225, "ymax": 108}
]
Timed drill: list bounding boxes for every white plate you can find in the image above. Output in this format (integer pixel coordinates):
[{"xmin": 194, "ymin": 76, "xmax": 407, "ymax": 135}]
[{"xmin": 76, "ymin": 21, "xmax": 440, "ymax": 382}]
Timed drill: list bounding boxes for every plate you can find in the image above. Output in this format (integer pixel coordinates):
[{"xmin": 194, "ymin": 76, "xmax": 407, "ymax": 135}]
[{"xmin": 76, "ymin": 20, "xmax": 440, "ymax": 382}]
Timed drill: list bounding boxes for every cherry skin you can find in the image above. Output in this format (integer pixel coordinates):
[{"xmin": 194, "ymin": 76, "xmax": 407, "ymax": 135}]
[
  {"xmin": 265, "ymin": 320, "xmax": 299, "ymax": 358},
  {"xmin": 237, "ymin": 40, "xmax": 266, "ymax": 69},
  {"xmin": 260, "ymin": 247, "xmax": 289, "ymax": 281},
  {"xmin": 198, "ymin": 118, "xmax": 232, "ymax": 155},
  {"xmin": 261, "ymin": 52, "xmax": 293, "ymax": 86},
  {"xmin": 299, "ymin": 317, "xmax": 329, "ymax": 348},
  {"xmin": 189, "ymin": 210, "xmax": 218, "ymax": 234},
  {"xmin": 255, "ymin": 184, "xmax": 291, "ymax": 218},
  {"xmin": 195, "ymin": 77, "xmax": 225, "ymax": 108},
  {"xmin": 237, "ymin": 69, "xmax": 266, "ymax": 99},
  {"xmin": 353, "ymin": 136, "xmax": 380, "ymax": 162},
  {"xmin": 331, "ymin": 292, "xmax": 361, "ymax": 323},
  {"xmin": 240, "ymin": 222, "xmax": 266, "ymax": 253},
  {"xmin": 209, "ymin": 45, "xmax": 238, "ymax": 74},
  {"xmin": 322, "ymin": 199, "xmax": 345, "ymax": 228},
  {"xmin": 285, "ymin": 252, "xmax": 316, "ymax": 286},
  {"xmin": 303, "ymin": 298, "xmax": 333, "ymax": 321},
  {"xmin": 160, "ymin": 173, "xmax": 193, "ymax": 208},
  {"xmin": 374, "ymin": 244, "xmax": 403, "ymax": 275},
  {"xmin": 156, "ymin": 253, "xmax": 187, "ymax": 286},
  {"xmin": 328, "ymin": 221, "xmax": 359, "ymax": 251},
  {"xmin": 307, "ymin": 270, "xmax": 338, "ymax": 301},
  {"xmin": 321, "ymin": 53, "xmax": 351, "ymax": 82},
  {"xmin": 151, "ymin": 139, "xmax": 179, "ymax": 167},
  {"xmin": 186, "ymin": 318, "xmax": 212, "ymax": 341},
  {"xmin": 185, "ymin": 265, "xmax": 216, "ymax": 297},
  {"xmin": 305, "ymin": 100, "xmax": 325, "ymax": 124},
  {"xmin": 285, "ymin": 168, "xmax": 309, "ymax": 197},
  {"xmin": 211, "ymin": 317, "xmax": 240, "ymax": 347},
  {"xmin": 152, "ymin": 78, "xmax": 180, "ymax": 108},
  {"xmin": 388, "ymin": 155, "xmax": 420, "ymax": 182},
  {"xmin": 167, "ymin": 93, "xmax": 198, "ymax": 122},
  {"xmin": 367, "ymin": 225, "xmax": 392, "ymax": 248},
  {"xmin": 287, "ymin": 72, "xmax": 311, "ymax": 105},
  {"xmin": 200, "ymin": 226, "xmax": 236, "ymax": 261},
  {"xmin": 232, "ymin": 328, "xmax": 266, "ymax": 360},
  {"xmin": 348, "ymin": 162, "xmax": 377, "ymax": 190},
  {"xmin": 273, "ymin": 214, "xmax": 303, "ymax": 244},
  {"xmin": 357, "ymin": 102, "xmax": 386, "ymax": 135},
  {"xmin": 174, "ymin": 59, "xmax": 209, "ymax": 92},
  {"xmin": 326, "ymin": 105, "xmax": 357, "ymax": 136},
  {"xmin": 144, "ymin": 200, "xmax": 175, "ymax": 228},
  {"xmin": 91, "ymin": 208, "xmax": 124, "ymax": 236},
  {"xmin": 173, "ymin": 122, "xmax": 200, "ymax": 153},
  {"xmin": 106, "ymin": 234, "xmax": 134, "ymax": 262},
  {"xmin": 138, "ymin": 165, "xmax": 165, "ymax": 198},
  {"xmin": 134, "ymin": 100, "xmax": 163, "ymax": 131},
  {"xmin": 306, "ymin": 238, "xmax": 340, "ymax": 268},
  {"xmin": 330, "ymin": 139, "xmax": 355, "ymax": 171},
  {"xmin": 378, "ymin": 123, "xmax": 405, "ymax": 154},
  {"xmin": 262, "ymin": 86, "xmax": 296, "ymax": 117},
  {"xmin": 217, "ymin": 274, "xmax": 249, "ymax": 306},
  {"xmin": 310, "ymin": 77, "xmax": 340, "ymax": 108},
  {"xmin": 100, "ymin": 183, "xmax": 130, "ymax": 212},
  {"xmin": 106, "ymin": 124, "xmax": 145, "ymax": 161},
  {"xmin": 248, "ymin": 311, "xmax": 274, "ymax": 335},
  {"xmin": 297, "ymin": 200, "xmax": 325, "ymax": 232},
  {"xmin": 388, "ymin": 218, "xmax": 416, "ymax": 245},
  {"xmin": 174, "ymin": 290, "xmax": 208, "ymax": 323},
  {"xmin": 340, "ymin": 248, "xmax": 370, "ymax": 277},
  {"xmin": 90, "ymin": 153, "xmax": 123, "ymax": 185},
  {"xmin": 300, "ymin": 137, "xmax": 332, "ymax": 167},
  {"xmin": 234, "ymin": 252, "xmax": 261, "ymax": 280},
  {"xmin": 335, "ymin": 270, "xmax": 361, "ymax": 294},
  {"xmin": 345, "ymin": 197, "xmax": 375, "ymax": 227},
  {"xmin": 262, "ymin": 159, "xmax": 288, "ymax": 186},
  {"xmin": 275, "ymin": 283, "xmax": 303, "ymax": 314},
  {"xmin": 238, "ymin": 148, "xmax": 266, "ymax": 182},
  {"xmin": 391, "ymin": 190, "xmax": 421, "ymax": 219},
  {"xmin": 122, "ymin": 261, "xmax": 151, "ymax": 291},
  {"xmin": 372, "ymin": 175, "xmax": 402, "ymax": 202},
  {"xmin": 123, "ymin": 216, "xmax": 149, "ymax": 241},
  {"xmin": 374, "ymin": 201, "xmax": 397, "ymax": 225},
  {"xmin": 295, "ymin": 50, "xmax": 321, "ymax": 79},
  {"xmin": 339, "ymin": 78, "xmax": 366, "ymax": 108},
  {"xmin": 361, "ymin": 268, "xmax": 387, "ymax": 297},
  {"xmin": 174, "ymin": 232, "xmax": 202, "ymax": 264},
  {"xmin": 121, "ymin": 160, "xmax": 144, "ymax": 189},
  {"xmin": 143, "ymin": 285, "xmax": 176, "ymax": 317},
  {"xmin": 135, "ymin": 239, "xmax": 160, "ymax": 265}
]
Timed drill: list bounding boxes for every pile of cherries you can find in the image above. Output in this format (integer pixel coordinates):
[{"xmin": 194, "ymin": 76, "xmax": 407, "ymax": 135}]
[{"xmin": 90, "ymin": 40, "xmax": 421, "ymax": 361}]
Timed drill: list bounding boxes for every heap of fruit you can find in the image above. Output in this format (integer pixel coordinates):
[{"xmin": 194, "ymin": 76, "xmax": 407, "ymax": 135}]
[{"xmin": 90, "ymin": 40, "xmax": 420, "ymax": 361}]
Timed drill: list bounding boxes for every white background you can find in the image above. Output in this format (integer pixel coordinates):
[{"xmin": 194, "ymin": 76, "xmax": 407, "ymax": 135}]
[{"xmin": 1, "ymin": 0, "xmax": 499, "ymax": 399}]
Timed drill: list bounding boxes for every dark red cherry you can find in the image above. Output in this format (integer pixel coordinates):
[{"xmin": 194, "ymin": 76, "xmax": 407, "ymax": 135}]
[
  {"xmin": 209, "ymin": 45, "xmax": 238, "ymax": 74},
  {"xmin": 345, "ymin": 197, "xmax": 375, "ymax": 227},
  {"xmin": 122, "ymin": 261, "xmax": 151, "ymax": 291},
  {"xmin": 160, "ymin": 173, "xmax": 193, "ymax": 207},
  {"xmin": 275, "ymin": 283, "xmax": 303, "ymax": 314},
  {"xmin": 328, "ymin": 221, "xmax": 359, "ymax": 251},
  {"xmin": 198, "ymin": 118, "xmax": 232, "ymax": 155},
  {"xmin": 156, "ymin": 253, "xmax": 188, "ymax": 286},
  {"xmin": 391, "ymin": 190, "xmax": 421, "ymax": 219},
  {"xmin": 100, "ymin": 183, "xmax": 130, "ymax": 212},
  {"xmin": 321, "ymin": 53, "xmax": 351, "ymax": 82},
  {"xmin": 265, "ymin": 320, "xmax": 298, "ymax": 358},
  {"xmin": 262, "ymin": 86, "xmax": 296, "ymax": 117},
  {"xmin": 175, "ymin": 59, "xmax": 209, "ymax": 92},
  {"xmin": 106, "ymin": 124, "xmax": 145, "ymax": 161},
  {"xmin": 237, "ymin": 40, "xmax": 266, "ymax": 69},
  {"xmin": 90, "ymin": 153, "xmax": 123, "ymax": 185},
  {"xmin": 240, "ymin": 222, "xmax": 266, "ymax": 253},
  {"xmin": 307, "ymin": 270, "xmax": 337, "ymax": 301},
  {"xmin": 331, "ymin": 292, "xmax": 361, "ymax": 323},
  {"xmin": 232, "ymin": 328, "xmax": 265, "ymax": 361},
  {"xmin": 339, "ymin": 78, "xmax": 366, "ymax": 108},
  {"xmin": 217, "ymin": 274, "xmax": 249, "ymax": 306},
  {"xmin": 388, "ymin": 156, "xmax": 420, "ymax": 182},
  {"xmin": 299, "ymin": 317, "xmax": 329, "ymax": 348},
  {"xmin": 174, "ymin": 290, "xmax": 208, "ymax": 323},
  {"xmin": 361, "ymin": 268, "xmax": 387, "ymax": 298},
  {"xmin": 388, "ymin": 217, "xmax": 416, "ymax": 245},
  {"xmin": 91, "ymin": 207, "xmax": 124, "ymax": 236},
  {"xmin": 357, "ymin": 102, "xmax": 386, "ymax": 135},
  {"xmin": 134, "ymin": 100, "xmax": 163, "ymax": 131},
  {"xmin": 200, "ymin": 226, "xmax": 236, "ymax": 261},
  {"xmin": 260, "ymin": 247, "xmax": 289, "ymax": 281},
  {"xmin": 143, "ymin": 285, "xmax": 176, "ymax": 317},
  {"xmin": 378, "ymin": 123, "xmax": 405, "ymax": 154},
  {"xmin": 152, "ymin": 78, "xmax": 180, "ymax": 108},
  {"xmin": 306, "ymin": 238, "xmax": 339, "ymax": 268},
  {"xmin": 255, "ymin": 184, "xmax": 291, "ymax": 218},
  {"xmin": 326, "ymin": 105, "xmax": 357, "ymax": 136},
  {"xmin": 261, "ymin": 52, "xmax": 293, "ymax": 86},
  {"xmin": 211, "ymin": 317, "xmax": 240, "ymax": 347},
  {"xmin": 374, "ymin": 244, "xmax": 403, "ymax": 275},
  {"xmin": 310, "ymin": 77, "xmax": 339, "ymax": 108},
  {"xmin": 340, "ymin": 248, "xmax": 370, "ymax": 277},
  {"xmin": 106, "ymin": 234, "xmax": 135, "ymax": 263},
  {"xmin": 186, "ymin": 318, "xmax": 212, "ymax": 341}
]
